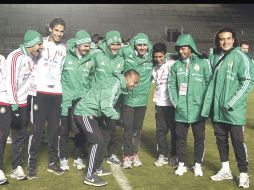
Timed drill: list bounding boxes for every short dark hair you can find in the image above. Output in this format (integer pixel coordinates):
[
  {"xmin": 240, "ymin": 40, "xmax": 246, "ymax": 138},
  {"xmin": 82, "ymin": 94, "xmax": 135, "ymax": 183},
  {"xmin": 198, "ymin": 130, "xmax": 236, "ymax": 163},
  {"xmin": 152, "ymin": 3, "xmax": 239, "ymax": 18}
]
[
  {"xmin": 124, "ymin": 69, "xmax": 139, "ymax": 77},
  {"xmin": 91, "ymin": 33, "xmax": 104, "ymax": 45},
  {"xmin": 49, "ymin": 17, "xmax": 66, "ymax": 29},
  {"xmin": 215, "ymin": 27, "xmax": 238, "ymax": 49},
  {"xmin": 153, "ymin": 42, "xmax": 167, "ymax": 55},
  {"xmin": 240, "ymin": 40, "xmax": 250, "ymax": 47}
]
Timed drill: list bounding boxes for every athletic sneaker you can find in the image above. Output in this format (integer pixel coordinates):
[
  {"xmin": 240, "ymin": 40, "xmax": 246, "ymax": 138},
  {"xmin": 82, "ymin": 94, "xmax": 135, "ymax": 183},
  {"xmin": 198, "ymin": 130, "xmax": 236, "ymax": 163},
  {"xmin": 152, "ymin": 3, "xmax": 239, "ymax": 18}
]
[
  {"xmin": 169, "ymin": 156, "xmax": 178, "ymax": 168},
  {"xmin": 6, "ymin": 136, "xmax": 12, "ymax": 144},
  {"xmin": 47, "ymin": 163, "xmax": 65, "ymax": 175},
  {"xmin": 238, "ymin": 173, "xmax": 249, "ymax": 188},
  {"xmin": 10, "ymin": 166, "xmax": 27, "ymax": 180},
  {"xmin": 95, "ymin": 167, "xmax": 111, "ymax": 176},
  {"xmin": 0, "ymin": 170, "xmax": 7, "ymax": 184},
  {"xmin": 210, "ymin": 169, "xmax": 233, "ymax": 181},
  {"xmin": 132, "ymin": 154, "xmax": 142, "ymax": 167},
  {"xmin": 154, "ymin": 154, "xmax": 169, "ymax": 167},
  {"xmin": 175, "ymin": 165, "xmax": 187, "ymax": 176},
  {"xmin": 73, "ymin": 157, "xmax": 85, "ymax": 170},
  {"xmin": 192, "ymin": 165, "xmax": 203, "ymax": 177},
  {"xmin": 27, "ymin": 168, "xmax": 37, "ymax": 180},
  {"xmin": 84, "ymin": 173, "xmax": 108, "ymax": 187},
  {"xmin": 107, "ymin": 154, "xmax": 122, "ymax": 166},
  {"xmin": 123, "ymin": 156, "xmax": 132, "ymax": 169},
  {"xmin": 60, "ymin": 158, "xmax": 69, "ymax": 171}
]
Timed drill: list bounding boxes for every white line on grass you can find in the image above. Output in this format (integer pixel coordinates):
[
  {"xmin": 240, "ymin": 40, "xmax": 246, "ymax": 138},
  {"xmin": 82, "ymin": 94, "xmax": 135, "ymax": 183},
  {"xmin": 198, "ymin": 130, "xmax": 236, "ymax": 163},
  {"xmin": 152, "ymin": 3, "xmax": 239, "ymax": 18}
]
[{"xmin": 110, "ymin": 165, "xmax": 133, "ymax": 190}]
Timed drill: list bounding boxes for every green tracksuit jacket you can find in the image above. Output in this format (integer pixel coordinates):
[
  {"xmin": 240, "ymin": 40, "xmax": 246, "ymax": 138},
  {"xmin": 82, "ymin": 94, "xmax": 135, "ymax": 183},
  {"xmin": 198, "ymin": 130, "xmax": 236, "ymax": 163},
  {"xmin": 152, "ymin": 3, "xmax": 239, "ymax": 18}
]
[
  {"xmin": 169, "ymin": 54, "xmax": 212, "ymax": 123},
  {"xmin": 91, "ymin": 39, "xmax": 124, "ymax": 85},
  {"xmin": 74, "ymin": 73, "xmax": 127, "ymax": 119},
  {"xmin": 61, "ymin": 38, "xmax": 95, "ymax": 116},
  {"xmin": 201, "ymin": 47, "xmax": 254, "ymax": 125},
  {"xmin": 121, "ymin": 38, "xmax": 153, "ymax": 107}
]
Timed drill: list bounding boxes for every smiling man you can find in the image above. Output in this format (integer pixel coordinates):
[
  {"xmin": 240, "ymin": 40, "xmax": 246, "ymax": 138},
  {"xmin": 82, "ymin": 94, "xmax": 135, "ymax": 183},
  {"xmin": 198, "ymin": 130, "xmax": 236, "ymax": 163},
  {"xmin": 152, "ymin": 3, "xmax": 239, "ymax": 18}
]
[
  {"xmin": 27, "ymin": 17, "xmax": 67, "ymax": 179},
  {"xmin": 0, "ymin": 30, "xmax": 43, "ymax": 184},
  {"xmin": 73, "ymin": 69, "xmax": 139, "ymax": 187},
  {"xmin": 202, "ymin": 28, "xmax": 254, "ymax": 189},
  {"xmin": 168, "ymin": 34, "xmax": 211, "ymax": 177}
]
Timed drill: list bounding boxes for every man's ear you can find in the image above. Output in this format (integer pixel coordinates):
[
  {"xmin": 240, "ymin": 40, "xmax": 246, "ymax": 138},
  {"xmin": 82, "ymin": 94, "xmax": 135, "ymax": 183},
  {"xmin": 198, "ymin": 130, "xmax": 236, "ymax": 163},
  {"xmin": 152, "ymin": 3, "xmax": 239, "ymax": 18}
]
[{"xmin": 49, "ymin": 27, "xmax": 52, "ymax": 33}]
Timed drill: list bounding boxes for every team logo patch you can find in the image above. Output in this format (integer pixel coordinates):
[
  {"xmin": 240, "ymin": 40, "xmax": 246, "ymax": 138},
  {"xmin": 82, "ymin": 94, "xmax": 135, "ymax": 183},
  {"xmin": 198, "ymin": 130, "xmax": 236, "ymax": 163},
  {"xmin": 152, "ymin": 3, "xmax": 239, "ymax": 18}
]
[
  {"xmin": 179, "ymin": 68, "xmax": 183, "ymax": 72},
  {"xmin": 86, "ymin": 62, "xmax": 91, "ymax": 67},
  {"xmin": 117, "ymin": 63, "xmax": 120, "ymax": 68},
  {"xmin": 228, "ymin": 61, "xmax": 234, "ymax": 68},
  {"xmin": 34, "ymin": 104, "xmax": 38, "ymax": 111},
  {"xmin": 68, "ymin": 61, "xmax": 73, "ymax": 65},
  {"xmin": 194, "ymin": 64, "xmax": 200, "ymax": 72},
  {"xmin": 0, "ymin": 107, "xmax": 6, "ymax": 114}
]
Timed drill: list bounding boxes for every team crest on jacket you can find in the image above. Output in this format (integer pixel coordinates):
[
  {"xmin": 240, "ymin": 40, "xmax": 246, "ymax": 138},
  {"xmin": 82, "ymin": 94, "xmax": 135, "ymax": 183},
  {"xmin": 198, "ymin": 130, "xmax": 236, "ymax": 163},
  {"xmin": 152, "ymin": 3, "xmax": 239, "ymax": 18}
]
[
  {"xmin": 34, "ymin": 104, "xmax": 38, "ymax": 111},
  {"xmin": 86, "ymin": 62, "xmax": 91, "ymax": 67},
  {"xmin": 228, "ymin": 61, "xmax": 234, "ymax": 68},
  {"xmin": 68, "ymin": 61, "xmax": 73, "ymax": 65},
  {"xmin": 117, "ymin": 63, "xmax": 120, "ymax": 68},
  {"xmin": 0, "ymin": 107, "xmax": 6, "ymax": 114},
  {"xmin": 194, "ymin": 64, "xmax": 200, "ymax": 72}
]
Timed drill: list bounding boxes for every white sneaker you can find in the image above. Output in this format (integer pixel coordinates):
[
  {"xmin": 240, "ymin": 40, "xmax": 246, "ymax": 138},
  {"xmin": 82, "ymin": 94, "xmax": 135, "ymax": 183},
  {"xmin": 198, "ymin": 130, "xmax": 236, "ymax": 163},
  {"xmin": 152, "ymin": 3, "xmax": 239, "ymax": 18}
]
[
  {"xmin": 10, "ymin": 166, "xmax": 26, "ymax": 180},
  {"xmin": 6, "ymin": 136, "xmax": 12, "ymax": 144},
  {"xmin": 193, "ymin": 165, "xmax": 203, "ymax": 177},
  {"xmin": 73, "ymin": 157, "xmax": 85, "ymax": 170},
  {"xmin": 123, "ymin": 156, "xmax": 132, "ymax": 169},
  {"xmin": 107, "ymin": 154, "xmax": 122, "ymax": 166},
  {"xmin": 175, "ymin": 165, "xmax": 187, "ymax": 176},
  {"xmin": 169, "ymin": 156, "xmax": 178, "ymax": 168},
  {"xmin": 154, "ymin": 154, "xmax": 168, "ymax": 167},
  {"xmin": 132, "ymin": 154, "xmax": 142, "ymax": 167},
  {"xmin": 238, "ymin": 173, "xmax": 249, "ymax": 188},
  {"xmin": 210, "ymin": 169, "xmax": 233, "ymax": 181},
  {"xmin": 0, "ymin": 170, "xmax": 7, "ymax": 184},
  {"xmin": 60, "ymin": 158, "xmax": 69, "ymax": 171}
]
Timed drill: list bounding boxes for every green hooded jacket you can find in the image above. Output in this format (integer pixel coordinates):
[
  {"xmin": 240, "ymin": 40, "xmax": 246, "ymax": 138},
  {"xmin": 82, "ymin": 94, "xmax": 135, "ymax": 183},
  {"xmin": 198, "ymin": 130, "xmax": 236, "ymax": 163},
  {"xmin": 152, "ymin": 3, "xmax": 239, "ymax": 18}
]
[
  {"xmin": 168, "ymin": 34, "xmax": 212, "ymax": 123},
  {"xmin": 74, "ymin": 73, "xmax": 127, "ymax": 119},
  {"xmin": 121, "ymin": 33, "xmax": 153, "ymax": 107},
  {"xmin": 61, "ymin": 38, "xmax": 95, "ymax": 116},
  {"xmin": 91, "ymin": 39, "xmax": 124, "ymax": 85},
  {"xmin": 201, "ymin": 47, "xmax": 254, "ymax": 125}
]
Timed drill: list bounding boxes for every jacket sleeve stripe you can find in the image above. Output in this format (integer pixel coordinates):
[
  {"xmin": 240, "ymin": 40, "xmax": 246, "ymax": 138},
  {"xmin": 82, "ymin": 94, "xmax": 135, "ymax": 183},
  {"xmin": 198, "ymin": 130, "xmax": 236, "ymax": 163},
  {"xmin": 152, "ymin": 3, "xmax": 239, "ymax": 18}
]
[
  {"xmin": 110, "ymin": 80, "xmax": 120, "ymax": 107},
  {"xmin": 228, "ymin": 50, "xmax": 251, "ymax": 107},
  {"xmin": 11, "ymin": 51, "xmax": 23, "ymax": 104}
]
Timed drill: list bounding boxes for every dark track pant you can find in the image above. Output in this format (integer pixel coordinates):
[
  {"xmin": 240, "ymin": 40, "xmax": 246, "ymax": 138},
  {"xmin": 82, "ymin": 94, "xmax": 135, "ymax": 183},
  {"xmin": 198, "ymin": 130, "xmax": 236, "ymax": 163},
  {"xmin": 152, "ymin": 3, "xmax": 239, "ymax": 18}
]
[
  {"xmin": 176, "ymin": 120, "xmax": 206, "ymax": 164},
  {"xmin": 74, "ymin": 115, "xmax": 105, "ymax": 178},
  {"xmin": 122, "ymin": 105, "xmax": 147, "ymax": 157},
  {"xmin": 0, "ymin": 105, "xmax": 28, "ymax": 170},
  {"xmin": 213, "ymin": 122, "xmax": 248, "ymax": 173},
  {"xmin": 28, "ymin": 93, "xmax": 61, "ymax": 170},
  {"xmin": 59, "ymin": 116, "xmax": 86, "ymax": 160},
  {"xmin": 155, "ymin": 105, "xmax": 176, "ymax": 157}
]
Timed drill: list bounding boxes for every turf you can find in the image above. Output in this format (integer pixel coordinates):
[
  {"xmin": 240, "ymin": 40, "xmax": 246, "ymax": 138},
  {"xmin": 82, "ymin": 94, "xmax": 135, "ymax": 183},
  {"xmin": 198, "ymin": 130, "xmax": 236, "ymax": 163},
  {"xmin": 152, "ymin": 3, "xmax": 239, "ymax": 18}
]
[{"xmin": 2, "ymin": 84, "xmax": 254, "ymax": 190}]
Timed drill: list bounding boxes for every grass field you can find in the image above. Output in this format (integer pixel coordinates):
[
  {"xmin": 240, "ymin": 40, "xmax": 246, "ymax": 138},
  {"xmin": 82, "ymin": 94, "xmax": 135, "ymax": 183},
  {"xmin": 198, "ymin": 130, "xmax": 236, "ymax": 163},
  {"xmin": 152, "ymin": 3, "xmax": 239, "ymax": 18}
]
[{"xmin": 2, "ymin": 84, "xmax": 254, "ymax": 190}]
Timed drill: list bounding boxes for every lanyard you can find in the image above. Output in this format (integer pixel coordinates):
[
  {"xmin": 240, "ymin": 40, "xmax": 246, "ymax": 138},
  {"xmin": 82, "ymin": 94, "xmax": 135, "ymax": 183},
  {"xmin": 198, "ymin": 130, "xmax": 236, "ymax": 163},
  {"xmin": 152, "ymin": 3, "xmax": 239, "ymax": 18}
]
[
  {"xmin": 185, "ymin": 62, "xmax": 189, "ymax": 78},
  {"xmin": 47, "ymin": 48, "xmax": 58, "ymax": 61}
]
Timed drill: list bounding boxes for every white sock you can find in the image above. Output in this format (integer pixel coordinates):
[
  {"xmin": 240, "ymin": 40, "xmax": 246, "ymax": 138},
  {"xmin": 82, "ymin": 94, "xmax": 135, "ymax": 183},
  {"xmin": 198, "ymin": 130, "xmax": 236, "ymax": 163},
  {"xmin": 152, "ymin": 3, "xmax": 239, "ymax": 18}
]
[
  {"xmin": 179, "ymin": 162, "xmax": 184, "ymax": 167},
  {"xmin": 221, "ymin": 161, "xmax": 230, "ymax": 172},
  {"xmin": 195, "ymin": 163, "xmax": 201, "ymax": 167}
]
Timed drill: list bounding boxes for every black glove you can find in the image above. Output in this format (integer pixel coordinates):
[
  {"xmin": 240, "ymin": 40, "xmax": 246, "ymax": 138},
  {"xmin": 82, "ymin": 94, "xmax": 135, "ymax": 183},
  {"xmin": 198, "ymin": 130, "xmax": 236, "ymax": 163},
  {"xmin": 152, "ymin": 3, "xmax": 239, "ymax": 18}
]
[{"xmin": 72, "ymin": 97, "xmax": 82, "ymax": 108}]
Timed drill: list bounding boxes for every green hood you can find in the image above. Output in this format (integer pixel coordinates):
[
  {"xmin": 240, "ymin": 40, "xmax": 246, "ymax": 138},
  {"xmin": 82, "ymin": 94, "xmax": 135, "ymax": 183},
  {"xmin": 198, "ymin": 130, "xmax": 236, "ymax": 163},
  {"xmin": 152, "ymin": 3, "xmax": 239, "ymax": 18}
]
[
  {"xmin": 175, "ymin": 34, "xmax": 201, "ymax": 56},
  {"xmin": 98, "ymin": 39, "xmax": 120, "ymax": 58}
]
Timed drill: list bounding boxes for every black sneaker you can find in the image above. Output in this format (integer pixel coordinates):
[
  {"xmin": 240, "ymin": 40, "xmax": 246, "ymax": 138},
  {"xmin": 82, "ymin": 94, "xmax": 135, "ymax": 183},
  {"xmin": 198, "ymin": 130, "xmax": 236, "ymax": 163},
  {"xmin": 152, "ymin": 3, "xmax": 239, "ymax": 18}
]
[
  {"xmin": 95, "ymin": 167, "xmax": 111, "ymax": 176},
  {"xmin": 84, "ymin": 173, "xmax": 108, "ymax": 187},
  {"xmin": 27, "ymin": 168, "xmax": 37, "ymax": 180},
  {"xmin": 47, "ymin": 163, "xmax": 65, "ymax": 175}
]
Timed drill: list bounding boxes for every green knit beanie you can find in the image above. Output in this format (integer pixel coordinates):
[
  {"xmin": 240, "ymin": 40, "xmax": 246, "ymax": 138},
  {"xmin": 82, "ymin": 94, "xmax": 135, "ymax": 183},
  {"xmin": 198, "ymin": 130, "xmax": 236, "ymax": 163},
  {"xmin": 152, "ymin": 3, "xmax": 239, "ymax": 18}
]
[
  {"xmin": 24, "ymin": 30, "xmax": 43, "ymax": 48},
  {"xmin": 106, "ymin": 31, "xmax": 122, "ymax": 46},
  {"xmin": 134, "ymin": 33, "xmax": 149, "ymax": 45},
  {"xmin": 75, "ymin": 30, "xmax": 91, "ymax": 45}
]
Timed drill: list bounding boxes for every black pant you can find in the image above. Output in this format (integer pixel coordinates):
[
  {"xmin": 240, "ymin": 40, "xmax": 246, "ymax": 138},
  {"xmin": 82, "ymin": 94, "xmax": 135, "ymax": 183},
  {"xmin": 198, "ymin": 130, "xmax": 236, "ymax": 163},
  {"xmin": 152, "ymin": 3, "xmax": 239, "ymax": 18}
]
[
  {"xmin": 155, "ymin": 105, "xmax": 176, "ymax": 157},
  {"xmin": 74, "ymin": 115, "xmax": 105, "ymax": 178},
  {"xmin": 59, "ymin": 116, "xmax": 86, "ymax": 160},
  {"xmin": 213, "ymin": 122, "xmax": 248, "ymax": 173},
  {"xmin": 175, "ymin": 120, "xmax": 206, "ymax": 164},
  {"xmin": 28, "ymin": 93, "xmax": 61, "ymax": 170},
  {"xmin": 0, "ymin": 105, "xmax": 28, "ymax": 170},
  {"xmin": 122, "ymin": 105, "xmax": 147, "ymax": 157}
]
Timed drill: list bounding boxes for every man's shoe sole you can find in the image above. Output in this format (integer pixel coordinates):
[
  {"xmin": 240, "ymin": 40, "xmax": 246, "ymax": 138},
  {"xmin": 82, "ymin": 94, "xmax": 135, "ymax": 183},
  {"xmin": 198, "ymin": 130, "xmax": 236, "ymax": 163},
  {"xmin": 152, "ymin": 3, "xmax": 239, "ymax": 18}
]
[
  {"xmin": 210, "ymin": 176, "xmax": 233, "ymax": 181},
  {"xmin": 83, "ymin": 179, "xmax": 108, "ymax": 187},
  {"xmin": 96, "ymin": 172, "xmax": 112, "ymax": 177},
  {"xmin": 47, "ymin": 169, "xmax": 64, "ymax": 175},
  {"xmin": 0, "ymin": 179, "xmax": 8, "ymax": 184},
  {"xmin": 107, "ymin": 160, "xmax": 122, "ymax": 166},
  {"xmin": 10, "ymin": 174, "xmax": 27, "ymax": 180},
  {"xmin": 27, "ymin": 175, "xmax": 37, "ymax": 180}
]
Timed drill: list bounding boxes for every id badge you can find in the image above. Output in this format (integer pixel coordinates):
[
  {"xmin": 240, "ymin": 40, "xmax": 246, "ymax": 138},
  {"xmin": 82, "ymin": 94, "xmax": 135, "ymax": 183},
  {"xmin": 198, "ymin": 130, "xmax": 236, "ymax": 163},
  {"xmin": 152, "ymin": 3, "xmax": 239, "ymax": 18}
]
[
  {"xmin": 29, "ymin": 83, "xmax": 37, "ymax": 96},
  {"xmin": 179, "ymin": 83, "xmax": 188, "ymax": 96}
]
